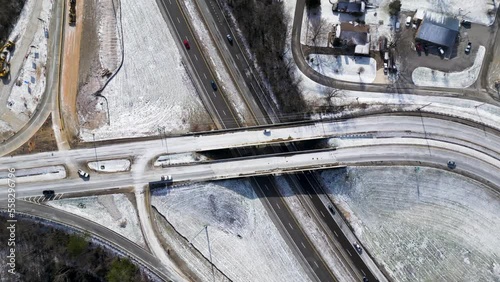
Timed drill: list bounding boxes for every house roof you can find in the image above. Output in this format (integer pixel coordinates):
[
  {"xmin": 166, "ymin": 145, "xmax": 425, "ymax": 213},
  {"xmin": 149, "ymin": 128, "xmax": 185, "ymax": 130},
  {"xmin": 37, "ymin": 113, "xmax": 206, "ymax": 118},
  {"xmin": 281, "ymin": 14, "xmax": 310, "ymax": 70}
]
[
  {"xmin": 416, "ymin": 12, "xmax": 459, "ymax": 48},
  {"xmin": 335, "ymin": 1, "xmax": 365, "ymax": 13},
  {"xmin": 339, "ymin": 22, "xmax": 370, "ymax": 46}
]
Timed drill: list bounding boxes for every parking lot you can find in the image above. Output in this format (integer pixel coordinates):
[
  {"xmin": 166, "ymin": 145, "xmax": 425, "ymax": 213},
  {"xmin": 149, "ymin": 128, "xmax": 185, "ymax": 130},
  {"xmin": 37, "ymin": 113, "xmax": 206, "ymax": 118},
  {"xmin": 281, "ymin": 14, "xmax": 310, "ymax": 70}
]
[{"xmin": 394, "ymin": 13, "xmax": 493, "ymax": 82}]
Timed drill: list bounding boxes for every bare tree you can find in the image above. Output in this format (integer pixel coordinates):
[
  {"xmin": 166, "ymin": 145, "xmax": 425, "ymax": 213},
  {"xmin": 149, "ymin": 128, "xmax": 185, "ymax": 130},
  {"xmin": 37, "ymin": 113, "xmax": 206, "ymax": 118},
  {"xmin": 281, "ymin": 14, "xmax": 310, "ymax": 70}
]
[{"xmin": 310, "ymin": 18, "xmax": 328, "ymax": 45}]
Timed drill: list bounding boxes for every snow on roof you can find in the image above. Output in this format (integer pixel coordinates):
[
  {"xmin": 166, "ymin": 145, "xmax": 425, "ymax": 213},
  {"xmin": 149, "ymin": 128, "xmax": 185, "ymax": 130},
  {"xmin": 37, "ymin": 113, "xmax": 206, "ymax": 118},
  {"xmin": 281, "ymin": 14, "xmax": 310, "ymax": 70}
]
[
  {"xmin": 354, "ymin": 43, "xmax": 370, "ymax": 55},
  {"xmin": 414, "ymin": 8, "xmax": 425, "ymax": 20},
  {"xmin": 335, "ymin": 1, "xmax": 365, "ymax": 14},
  {"xmin": 416, "ymin": 11, "xmax": 459, "ymax": 48}
]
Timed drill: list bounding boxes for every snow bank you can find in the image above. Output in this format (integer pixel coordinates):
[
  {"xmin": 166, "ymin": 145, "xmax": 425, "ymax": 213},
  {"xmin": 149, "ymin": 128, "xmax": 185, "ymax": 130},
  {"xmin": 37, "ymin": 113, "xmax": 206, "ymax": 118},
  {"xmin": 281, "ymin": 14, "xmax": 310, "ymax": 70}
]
[
  {"xmin": 402, "ymin": 0, "xmax": 498, "ymax": 26},
  {"xmin": 82, "ymin": 0, "xmax": 208, "ymax": 141},
  {"xmin": 88, "ymin": 159, "xmax": 130, "ymax": 172},
  {"xmin": 152, "ymin": 180, "xmax": 310, "ymax": 282},
  {"xmin": 48, "ymin": 194, "xmax": 146, "ymax": 248},
  {"xmin": 154, "ymin": 152, "xmax": 208, "ymax": 167},
  {"xmin": 320, "ymin": 166, "xmax": 500, "ymax": 282},
  {"xmin": 412, "ymin": 46, "xmax": 485, "ymax": 88},
  {"xmin": 308, "ymin": 54, "xmax": 377, "ymax": 83},
  {"xmin": 0, "ymin": 165, "xmax": 65, "ymax": 184}
]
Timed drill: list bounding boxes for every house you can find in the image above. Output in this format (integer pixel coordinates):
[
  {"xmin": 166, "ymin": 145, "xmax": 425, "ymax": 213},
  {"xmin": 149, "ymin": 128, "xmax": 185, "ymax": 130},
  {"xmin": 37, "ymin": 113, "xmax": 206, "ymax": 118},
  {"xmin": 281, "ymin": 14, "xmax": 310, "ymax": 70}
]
[
  {"xmin": 415, "ymin": 11, "xmax": 460, "ymax": 50},
  {"xmin": 335, "ymin": 22, "xmax": 370, "ymax": 55},
  {"xmin": 332, "ymin": 0, "xmax": 366, "ymax": 15}
]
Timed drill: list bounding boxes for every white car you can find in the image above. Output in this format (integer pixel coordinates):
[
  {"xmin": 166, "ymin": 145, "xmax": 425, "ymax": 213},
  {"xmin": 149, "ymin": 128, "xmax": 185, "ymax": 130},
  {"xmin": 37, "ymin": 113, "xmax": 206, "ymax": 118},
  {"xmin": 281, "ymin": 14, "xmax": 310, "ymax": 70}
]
[
  {"xmin": 405, "ymin": 16, "xmax": 412, "ymax": 27},
  {"xmin": 353, "ymin": 242, "xmax": 363, "ymax": 254},
  {"xmin": 78, "ymin": 169, "xmax": 89, "ymax": 178}
]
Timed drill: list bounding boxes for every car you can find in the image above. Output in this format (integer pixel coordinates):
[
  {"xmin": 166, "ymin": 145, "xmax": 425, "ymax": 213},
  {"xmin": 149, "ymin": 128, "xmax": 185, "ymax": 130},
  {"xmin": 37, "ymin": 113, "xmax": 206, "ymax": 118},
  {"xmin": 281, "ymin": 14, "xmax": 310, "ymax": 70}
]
[
  {"xmin": 438, "ymin": 47, "xmax": 445, "ymax": 56},
  {"xmin": 363, "ymin": 277, "xmax": 369, "ymax": 282},
  {"xmin": 415, "ymin": 42, "xmax": 423, "ymax": 53},
  {"xmin": 183, "ymin": 39, "xmax": 190, "ymax": 50},
  {"xmin": 353, "ymin": 242, "xmax": 363, "ymax": 254},
  {"xmin": 395, "ymin": 21, "xmax": 400, "ymax": 31},
  {"xmin": 263, "ymin": 129, "xmax": 271, "ymax": 135},
  {"xmin": 210, "ymin": 80, "xmax": 217, "ymax": 91},
  {"xmin": 226, "ymin": 34, "xmax": 233, "ymax": 44},
  {"xmin": 328, "ymin": 205, "xmax": 335, "ymax": 215},
  {"xmin": 465, "ymin": 42, "xmax": 472, "ymax": 54},
  {"xmin": 447, "ymin": 161, "xmax": 456, "ymax": 169},
  {"xmin": 461, "ymin": 20, "xmax": 471, "ymax": 28},
  {"xmin": 423, "ymin": 44, "xmax": 429, "ymax": 55},
  {"xmin": 78, "ymin": 169, "xmax": 89, "ymax": 178},
  {"xmin": 43, "ymin": 190, "xmax": 55, "ymax": 196},
  {"xmin": 405, "ymin": 16, "xmax": 412, "ymax": 27}
]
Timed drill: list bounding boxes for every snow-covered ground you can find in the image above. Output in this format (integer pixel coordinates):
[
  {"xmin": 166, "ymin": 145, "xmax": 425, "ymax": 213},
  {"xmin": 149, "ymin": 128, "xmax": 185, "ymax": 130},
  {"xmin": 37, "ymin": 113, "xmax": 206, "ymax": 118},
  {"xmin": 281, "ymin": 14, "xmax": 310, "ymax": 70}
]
[
  {"xmin": 88, "ymin": 159, "xmax": 130, "ymax": 172},
  {"xmin": 319, "ymin": 166, "xmax": 500, "ymax": 282},
  {"xmin": 48, "ymin": 194, "xmax": 146, "ymax": 248},
  {"xmin": 401, "ymin": 0, "xmax": 498, "ymax": 26},
  {"xmin": 6, "ymin": 0, "xmax": 52, "ymax": 118},
  {"xmin": 81, "ymin": 0, "xmax": 209, "ymax": 141},
  {"xmin": 308, "ymin": 54, "xmax": 376, "ymax": 83},
  {"xmin": 154, "ymin": 152, "xmax": 208, "ymax": 167},
  {"xmin": 412, "ymin": 46, "xmax": 485, "ymax": 88},
  {"xmin": 0, "ymin": 165, "xmax": 65, "ymax": 185},
  {"xmin": 151, "ymin": 180, "xmax": 310, "ymax": 282},
  {"xmin": 274, "ymin": 176, "xmax": 357, "ymax": 281}
]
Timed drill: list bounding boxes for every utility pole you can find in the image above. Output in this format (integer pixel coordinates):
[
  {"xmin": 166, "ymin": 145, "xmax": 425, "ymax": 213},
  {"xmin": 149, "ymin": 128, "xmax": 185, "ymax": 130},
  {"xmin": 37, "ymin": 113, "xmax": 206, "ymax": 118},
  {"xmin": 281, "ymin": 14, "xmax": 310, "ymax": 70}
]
[
  {"xmin": 92, "ymin": 133, "xmax": 99, "ymax": 170},
  {"xmin": 163, "ymin": 127, "xmax": 170, "ymax": 166},
  {"xmin": 417, "ymin": 104, "xmax": 432, "ymax": 155},
  {"xmin": 474, "ymin": 103, "xmax": 487, "ymax": 137},
  {"xmin": 205, "ymin": 226, "xmax": 215, "ymax": 282}
]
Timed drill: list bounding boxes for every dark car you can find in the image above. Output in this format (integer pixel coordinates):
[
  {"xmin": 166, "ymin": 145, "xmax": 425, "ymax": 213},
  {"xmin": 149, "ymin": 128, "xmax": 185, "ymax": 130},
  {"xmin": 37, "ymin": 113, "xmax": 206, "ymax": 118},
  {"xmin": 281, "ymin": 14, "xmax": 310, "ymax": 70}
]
[
  {"xmin": 226, "ymin": 34, "xmax": 233, "ymax": 44},
  {"xmin": 43, "ymin": 190, "xmax": 55, "ymax": 196},
  {"xmin": 210, "ymin": 80, "xmax": 217, "ymax": 91},
  {"xmin": 461, "ymin": 20, "xmax": 471, "ymax": 28},
  {"xmin": 465, "ymin": 42, "xmax": 472, "ymax": 54},
  {"xmin": 328, "ymin": 205, "xmax": 335, "ymax": 215},
  {"xmin": 447, "ymin": 161, "xmax": 456, "ymax": 169},
  {"xmin": 183, "ymin": 39, "xmax": 190, "ymax": 50},
  {"xmin": 423, "ymin": 44, "xmax": 429, "ymax": 55}
]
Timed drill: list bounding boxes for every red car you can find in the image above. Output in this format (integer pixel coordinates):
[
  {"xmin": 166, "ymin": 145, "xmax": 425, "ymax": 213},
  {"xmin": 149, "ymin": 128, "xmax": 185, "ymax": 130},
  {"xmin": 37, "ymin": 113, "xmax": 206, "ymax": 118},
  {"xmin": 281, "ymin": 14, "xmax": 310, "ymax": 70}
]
[
  {"xmin": 415, "ymin": 42, "xmax": 423, "ymax": 52},
  {"xmin": 183, "ymin": 39, "xmax": 190, "ymax": 50}
]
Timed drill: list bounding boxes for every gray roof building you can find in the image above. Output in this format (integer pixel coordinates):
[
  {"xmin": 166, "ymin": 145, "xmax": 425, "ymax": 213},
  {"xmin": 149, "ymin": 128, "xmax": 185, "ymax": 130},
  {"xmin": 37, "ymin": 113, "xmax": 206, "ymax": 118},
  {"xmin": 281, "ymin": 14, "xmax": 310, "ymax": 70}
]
[{"xmin": 415, "ymin": 11, "xmax": 460, "ymax": 48}]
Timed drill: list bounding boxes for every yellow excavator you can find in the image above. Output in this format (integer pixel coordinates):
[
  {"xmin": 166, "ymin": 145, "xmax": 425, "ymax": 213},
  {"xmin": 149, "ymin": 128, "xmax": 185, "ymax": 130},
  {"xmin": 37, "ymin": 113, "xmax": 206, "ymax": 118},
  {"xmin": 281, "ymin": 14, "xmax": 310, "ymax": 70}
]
[{"xmin": 0, "ymin": 40, "xmax": 15, "ymax": 78}]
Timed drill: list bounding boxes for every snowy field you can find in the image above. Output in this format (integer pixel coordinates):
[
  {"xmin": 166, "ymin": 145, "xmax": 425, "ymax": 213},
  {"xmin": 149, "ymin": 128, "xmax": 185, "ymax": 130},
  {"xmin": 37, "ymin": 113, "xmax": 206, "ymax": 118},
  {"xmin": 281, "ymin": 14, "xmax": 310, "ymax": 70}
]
[
  {"xmin": 412, "ymin": 46, "xmax": 485, "ymax": 88},
  {"xmin": 308, "ymin": 54, "xmax": 376, "ymax": 83},
  {"xmin": 88, "ymin": 159, "xmax": 130, "ymax": 172},
  {"xmin": 401, "ymin": 0, "xmax": 498, "ymax": 26},
  {"xmin": 6, "ymin": 0, "xmax": 52, "ymax": 118},
  {"xmin": 151, "ymin": 180, "xmax": 310, "ymax": 282},
  {"xmin": 81, "ymin": 0, "xmax": 209, "ymax": 141},
  {"xmin": 319, "ymin": 166, "xmax": 500, "ymax": 282},
  {"xmin": 48, "ymin": 194, "xmax": 146, "ymax": 248}
]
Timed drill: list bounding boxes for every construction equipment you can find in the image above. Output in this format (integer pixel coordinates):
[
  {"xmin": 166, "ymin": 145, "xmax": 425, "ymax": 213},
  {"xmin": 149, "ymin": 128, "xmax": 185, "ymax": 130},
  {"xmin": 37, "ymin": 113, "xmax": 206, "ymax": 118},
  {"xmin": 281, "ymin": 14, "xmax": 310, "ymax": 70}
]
[
  {"xmin": 69, "ymin": 0, "xmax": 76, "ymax": 26},
  {"xmin": 0, "ymin": 40, "xmax": 15, "ymax": 78}
]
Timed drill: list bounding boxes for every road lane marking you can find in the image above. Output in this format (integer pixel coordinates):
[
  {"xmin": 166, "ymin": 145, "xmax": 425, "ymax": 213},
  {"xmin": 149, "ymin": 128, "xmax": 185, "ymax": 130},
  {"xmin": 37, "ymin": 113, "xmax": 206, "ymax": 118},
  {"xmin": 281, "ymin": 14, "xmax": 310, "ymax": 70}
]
[
  {"xmin": 236, "ymin": 54, "xmax": 239, "ymax": 60},
  {"xmin": 301, "ymin": 242, "xmax": 306, "ymax": 249},
  {"xmin": 264, "ymin": 185, "xmax": 269, "ymax": 190},
  {"xmin": 346, "ymin": 249, "xmax": 352, "ymax": 256},
  {"xmin": 194, "ymin": 54, "xmax": 198, "ymax": 61},
  {"xmin": 177, "ymin": 17, "xmax": 180, "ymax": 24},
  {"xmin": 308, "ymin": 194, "xmax": 313, "ymax": 199},
  {"xmin": 276, "ymin": 203, "xmax": 280, "ymax": 209},
  {"xmin": 334, "ymin": 231, "xmax": 338, "ymax": 237},
  {"xmin": 288, "ymin": 223, "xmax": 294, "ymax": 230},
  {"xmin": 320, "ymin": 211, "xmax": 325, "ymax": 217},
  {"xmin": 314, "ymin": 261, "xmax": 319, "ymax": 268},
  {"xmin": 168, "ymin": 0, "xmax": 171, "ymax": 4},
  {"xmin": 203, "ymin": 73, "xmax": 207, "ymax": 79},
  {"xmin": 222, "ymin": 110, "xmax": 227, "ymax": 116}
]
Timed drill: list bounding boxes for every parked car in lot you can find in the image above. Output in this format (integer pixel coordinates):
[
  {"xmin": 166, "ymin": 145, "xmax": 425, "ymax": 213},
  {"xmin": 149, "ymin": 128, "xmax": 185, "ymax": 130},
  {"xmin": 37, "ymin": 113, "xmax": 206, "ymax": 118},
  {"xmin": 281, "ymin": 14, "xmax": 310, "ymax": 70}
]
[
  {"xmin": 423, "ymin": 44, "xmax": 429, "ymax": 55},
  {"xmin": 405, "ymin": 16, "xmax": 412, "ymax": 27},
  {"xmin": 353, "ymin": 242, "xmax": 363, "ymax": 254},
  {"xmin": 461, "ymin": 20, "xmax": 471, "ymax": 28},
  {"xmin": 438, "ymin": 47, "xmax": 445, "ymax": 56},
  {"xmin": 465, "ymin": 42, "xmax": 472, "ymax": 54},
  {"xmin": 183, "ymin": 39, "xmax": 190, "ymax": 50},
  {"xmin": 78, "ymin": 169, "xmax": 89, "ymax": 178}
]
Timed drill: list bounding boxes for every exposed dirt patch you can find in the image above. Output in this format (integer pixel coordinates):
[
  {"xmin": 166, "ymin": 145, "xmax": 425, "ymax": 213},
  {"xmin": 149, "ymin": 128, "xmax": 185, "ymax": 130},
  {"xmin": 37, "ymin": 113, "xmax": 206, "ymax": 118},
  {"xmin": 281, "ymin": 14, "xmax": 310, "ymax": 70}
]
[{"xmin": 10, "ymin": 115, "xmax": 57, "ymax": 155}]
